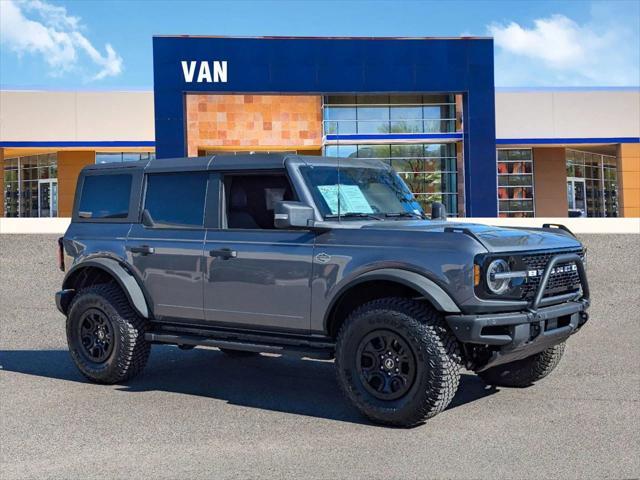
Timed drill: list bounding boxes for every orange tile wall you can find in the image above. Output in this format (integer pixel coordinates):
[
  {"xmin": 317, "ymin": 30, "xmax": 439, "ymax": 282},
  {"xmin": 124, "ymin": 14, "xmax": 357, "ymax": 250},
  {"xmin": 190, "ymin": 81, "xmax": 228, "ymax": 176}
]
[
  {"xmin": 185, "ymin": 94, "xmax": 323, "ymax": 157},
  {"xmin": 57, "ymin": 151, "xmax": 95, "ymax": 217},
  {"xmin": 618, "ymin": 143, "xmax": 640, "ymax": 217}
]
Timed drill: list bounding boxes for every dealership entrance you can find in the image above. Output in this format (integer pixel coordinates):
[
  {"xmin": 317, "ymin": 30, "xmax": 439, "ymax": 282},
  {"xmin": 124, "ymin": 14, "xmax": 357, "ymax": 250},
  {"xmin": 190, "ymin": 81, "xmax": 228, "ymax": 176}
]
[
  {"xmin": 2, "ymin": 153, "xmax": 58, "ymax": 217},
  {"xmin": 566, "ymin": 148, "xmax": 619, "ymax": 217}
]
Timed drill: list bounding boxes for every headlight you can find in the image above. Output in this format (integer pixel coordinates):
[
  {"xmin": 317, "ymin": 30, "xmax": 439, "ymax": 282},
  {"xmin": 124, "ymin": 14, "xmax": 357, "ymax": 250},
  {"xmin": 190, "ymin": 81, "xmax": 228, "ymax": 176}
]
[{"xmin": 486, "ymin": 259, "xmax": 511, "ymax": 294}]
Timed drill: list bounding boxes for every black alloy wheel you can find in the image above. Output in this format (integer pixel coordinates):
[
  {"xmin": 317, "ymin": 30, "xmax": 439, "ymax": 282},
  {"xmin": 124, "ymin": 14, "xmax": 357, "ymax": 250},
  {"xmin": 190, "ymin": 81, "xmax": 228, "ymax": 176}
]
[
  {"xmin": 67, "ymin": 283, "xmax": 150, "ymax": 384},
  {"xmin": 77, "ymin": 308, "xmax": 115, "ymax": 363},
  {"xmin": 356, "ymin": 330, "xmax": 417, "ymax": 400}
]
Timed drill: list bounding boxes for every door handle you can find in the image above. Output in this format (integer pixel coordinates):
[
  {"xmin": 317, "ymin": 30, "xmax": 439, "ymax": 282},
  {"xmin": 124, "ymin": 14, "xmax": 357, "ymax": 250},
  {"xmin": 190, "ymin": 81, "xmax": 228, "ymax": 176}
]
[
  {"xmin": 209, "ymin": 248, "xmax": 237, "ymax": 259},
  {"xmin": 129, "ymin": 245, "xmax": 155, "ymax": 255}
]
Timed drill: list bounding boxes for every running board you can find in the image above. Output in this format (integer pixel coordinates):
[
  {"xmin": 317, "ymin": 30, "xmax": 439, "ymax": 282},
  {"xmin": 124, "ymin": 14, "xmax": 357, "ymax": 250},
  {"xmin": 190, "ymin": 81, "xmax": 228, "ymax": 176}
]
[{"xmin": 145, "ymin": 329, "xmax": 335, "ymax": 359}]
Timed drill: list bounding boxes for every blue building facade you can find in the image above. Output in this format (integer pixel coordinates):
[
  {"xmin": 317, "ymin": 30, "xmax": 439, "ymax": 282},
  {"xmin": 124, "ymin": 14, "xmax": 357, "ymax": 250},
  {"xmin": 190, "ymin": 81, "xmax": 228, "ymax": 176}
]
[{"xmin": 152, "ymin": 36, "xmax": 497, "ymax": 216}]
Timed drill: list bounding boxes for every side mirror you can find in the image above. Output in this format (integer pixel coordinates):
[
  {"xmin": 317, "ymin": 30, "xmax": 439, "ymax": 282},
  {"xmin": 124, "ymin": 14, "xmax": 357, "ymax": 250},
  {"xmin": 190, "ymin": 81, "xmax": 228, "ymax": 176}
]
[
  {"xmin": 274, "ymin": 201, "xmax": 315, "ymax": 229},
  {"xmin": 431, "ymin": 202, "xmax": 447, "ymax": 220}
]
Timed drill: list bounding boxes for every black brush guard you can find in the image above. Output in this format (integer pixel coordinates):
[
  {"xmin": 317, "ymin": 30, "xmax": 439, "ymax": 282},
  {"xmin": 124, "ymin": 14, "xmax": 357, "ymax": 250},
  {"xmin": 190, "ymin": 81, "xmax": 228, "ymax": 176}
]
[{"xmin": 446, "ymin": 253, "xmax": 590, "ymax": 371}]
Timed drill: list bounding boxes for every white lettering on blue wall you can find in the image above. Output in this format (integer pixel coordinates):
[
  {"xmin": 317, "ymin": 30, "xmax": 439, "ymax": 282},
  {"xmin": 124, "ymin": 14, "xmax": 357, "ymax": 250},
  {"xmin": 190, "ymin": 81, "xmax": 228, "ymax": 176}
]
[{"xmin": 181, "ymin": 61, "xmax": 227, "ymax": 83}]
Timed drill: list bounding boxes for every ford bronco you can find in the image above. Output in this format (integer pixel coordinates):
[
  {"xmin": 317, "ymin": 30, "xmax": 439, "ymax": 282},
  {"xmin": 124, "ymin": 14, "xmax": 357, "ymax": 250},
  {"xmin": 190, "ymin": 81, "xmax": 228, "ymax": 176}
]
[{"xmin": 56, "ymin": 154, "xmax": 589, "ymax": 427}]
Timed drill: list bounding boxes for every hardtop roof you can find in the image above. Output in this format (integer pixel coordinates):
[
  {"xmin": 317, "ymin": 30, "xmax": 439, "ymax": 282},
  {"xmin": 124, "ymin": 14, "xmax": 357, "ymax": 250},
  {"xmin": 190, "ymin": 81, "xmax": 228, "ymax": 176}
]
[{"xmin": 81, "ymin": 153, "xmax": 389, "ymax": 174}]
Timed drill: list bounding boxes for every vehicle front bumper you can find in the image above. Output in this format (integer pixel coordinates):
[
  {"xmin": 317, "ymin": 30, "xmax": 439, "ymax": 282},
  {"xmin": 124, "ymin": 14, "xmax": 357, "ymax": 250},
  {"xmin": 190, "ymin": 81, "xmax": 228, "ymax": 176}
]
[{"xmin": 446, "ymin": 299, "xmax": 589, "ymax": 371}]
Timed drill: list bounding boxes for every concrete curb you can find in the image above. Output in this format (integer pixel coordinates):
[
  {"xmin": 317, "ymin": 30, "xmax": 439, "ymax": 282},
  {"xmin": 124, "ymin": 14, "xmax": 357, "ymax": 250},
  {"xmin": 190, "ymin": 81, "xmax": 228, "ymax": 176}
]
[{"xmin": 1, "ymin": 217, "xmax": 638, "ymax": 234}]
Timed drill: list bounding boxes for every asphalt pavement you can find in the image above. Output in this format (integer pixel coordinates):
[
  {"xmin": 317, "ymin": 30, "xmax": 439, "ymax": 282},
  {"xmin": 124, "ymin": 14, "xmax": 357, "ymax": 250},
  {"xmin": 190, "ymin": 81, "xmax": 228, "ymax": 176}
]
[{"xmin": 1, "ymin": 234, "xmax": 638, "ymax": 479}]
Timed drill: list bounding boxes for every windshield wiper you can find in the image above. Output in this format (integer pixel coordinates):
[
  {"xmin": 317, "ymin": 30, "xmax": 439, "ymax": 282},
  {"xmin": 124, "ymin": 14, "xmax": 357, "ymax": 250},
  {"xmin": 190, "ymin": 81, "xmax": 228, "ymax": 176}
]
[
  {"xmin": 384, "ymin": 212, "xmax": 425, "ymax": 219},
  {"xmin": 324, "ymin": 212, "xmax": 385, "ymax": 221}
]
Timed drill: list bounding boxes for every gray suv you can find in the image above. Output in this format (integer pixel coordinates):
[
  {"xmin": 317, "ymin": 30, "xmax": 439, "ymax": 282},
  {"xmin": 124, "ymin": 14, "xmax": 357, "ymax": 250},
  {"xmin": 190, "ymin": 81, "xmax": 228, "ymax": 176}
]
[{"xmin": 56, "ymin": 154, "xmax": 590, "ymax": 427}]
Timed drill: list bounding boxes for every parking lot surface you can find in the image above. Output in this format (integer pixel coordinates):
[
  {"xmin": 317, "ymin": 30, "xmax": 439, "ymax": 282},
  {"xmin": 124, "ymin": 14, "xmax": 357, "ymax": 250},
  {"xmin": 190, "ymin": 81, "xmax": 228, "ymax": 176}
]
[{"xmin": 1, "ymin": 234, "xmax": 638, "ymax": 479}]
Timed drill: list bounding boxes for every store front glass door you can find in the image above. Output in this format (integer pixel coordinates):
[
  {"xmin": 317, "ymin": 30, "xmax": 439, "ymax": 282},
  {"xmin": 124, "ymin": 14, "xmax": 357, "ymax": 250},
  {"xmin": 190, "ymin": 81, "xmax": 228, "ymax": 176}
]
[
  {"xmin": 567, "ymin": 178, "xmax": 586, "ymax": 217},
  {"xmin": 38, "ymin": 179, "xmax": 58, "ymax": 217}
]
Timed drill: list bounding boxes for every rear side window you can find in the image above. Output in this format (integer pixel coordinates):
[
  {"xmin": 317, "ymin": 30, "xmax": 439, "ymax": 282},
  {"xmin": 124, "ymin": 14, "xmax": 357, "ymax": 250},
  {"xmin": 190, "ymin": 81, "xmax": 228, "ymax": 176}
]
[
  {"xmin": 144, "ymin": 172, "xmax": 208, "ymax": 227},
  {"xmin": 78, "ymin": 174, "xmax": 132, "ymax": 219}
]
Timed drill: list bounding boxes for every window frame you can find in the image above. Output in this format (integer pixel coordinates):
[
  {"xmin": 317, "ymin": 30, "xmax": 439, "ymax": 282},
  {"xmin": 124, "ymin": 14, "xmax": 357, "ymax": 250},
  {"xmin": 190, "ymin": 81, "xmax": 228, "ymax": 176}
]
[{"xmin": 72, "ymin": 169, "xmax": 142, "ymax": 223}]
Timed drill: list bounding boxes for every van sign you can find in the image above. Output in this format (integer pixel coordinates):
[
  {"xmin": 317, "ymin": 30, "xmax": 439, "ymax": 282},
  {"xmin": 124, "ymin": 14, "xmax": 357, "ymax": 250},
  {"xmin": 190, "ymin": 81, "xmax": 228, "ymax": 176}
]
[{"xmin": 181, "ymin": 61, "xmax": 227, "ymax": 83}]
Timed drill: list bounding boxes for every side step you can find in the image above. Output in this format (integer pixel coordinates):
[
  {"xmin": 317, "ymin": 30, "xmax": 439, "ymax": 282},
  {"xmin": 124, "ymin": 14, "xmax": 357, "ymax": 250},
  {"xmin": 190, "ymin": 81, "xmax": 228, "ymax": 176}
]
[{"xmin": 145, "ymin": 325, "xmax": 335, "ymax": 359}]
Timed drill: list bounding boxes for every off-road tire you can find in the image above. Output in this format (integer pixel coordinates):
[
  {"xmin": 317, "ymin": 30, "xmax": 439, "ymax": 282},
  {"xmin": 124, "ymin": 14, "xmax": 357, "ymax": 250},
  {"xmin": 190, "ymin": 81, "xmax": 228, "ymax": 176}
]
[
  {"xmin": 478, "ymin": 342, "xmax": 565, "ymax": 387},
  {"xmin": 335, "ymin": 297, "xmax": 461, "ymax": 427},
  {"xmin": 66, "ymin": 283, "xmax": 150, "ymax": 384},
  {"xmin": 219, "ymin": 348, "xmax": 259, "ymax": 358}
]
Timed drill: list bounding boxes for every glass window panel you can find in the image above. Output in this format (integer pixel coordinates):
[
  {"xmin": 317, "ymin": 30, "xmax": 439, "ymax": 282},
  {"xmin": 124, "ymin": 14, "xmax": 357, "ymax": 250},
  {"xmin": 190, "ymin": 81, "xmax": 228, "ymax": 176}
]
[
  {"xmin": 122, "ymin": 153, "xmax": 142, "ymax": 163},
  {"xmin": 391, "ymin": 144, "xmax": 424, "ymax": 158},
  {"xmin": 144, "ymin": 172, "xmax": 208, "ymax": 227},
  {"xmin": 390, "ymin": 120, "xmax": 422, "ymax": 133},
  {"xmin": 392, "ymin": 158, "xmax": 425, "ymax": 173},
  {"xmin": 357, "ymin": 121, "xmax": 388, "ymax": 134},
  {"xmin": 324, "ymin": 107, "xmax": 357, "ymax": 120},
  {"xmin": 326, "ymin": 120, "xmax": 357, "ymax": 135},
  {"xmin": 390, "ymin": 106, "xmax": 422, "ymax": 120},
  {"xmin": 358, "ymin": 106, "xmax": 389, "ymax": 120},
  {"xmin": 357, "ymin": 145, "xmax": 390, "ymax": 158},
  {"xmin": 422, "ymin": 106, "xmax": 442, "ymax": 119},
  {"xmin": 96, "ymin": 153, "xmax": 123, "ymax": 164},
  {"xmin": 424, "ymin": 143, "xmax": 455, "ymax": 158},
  {"xmin": 339, "ymin": 145, "xmax": 358, "ymax": 158},
  {"xmin": 79, "ymin": 174, "xmax": 132, "ymax": 219},
  {"xmin": 324, "ymin": 146, "xmax": 339, "ymax": 157}
]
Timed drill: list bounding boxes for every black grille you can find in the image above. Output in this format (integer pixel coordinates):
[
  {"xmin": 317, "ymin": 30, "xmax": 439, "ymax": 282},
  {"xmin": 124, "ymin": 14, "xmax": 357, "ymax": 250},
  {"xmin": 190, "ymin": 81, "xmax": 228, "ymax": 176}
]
[{"xmin": 520, "ymin": 250, "xmax": 584, "ymax": 299}]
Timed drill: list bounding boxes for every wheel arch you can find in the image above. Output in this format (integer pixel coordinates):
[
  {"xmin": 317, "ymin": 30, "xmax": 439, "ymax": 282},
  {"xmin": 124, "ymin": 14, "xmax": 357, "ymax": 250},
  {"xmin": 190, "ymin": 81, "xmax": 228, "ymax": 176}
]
[
  {"xmin": 62, "ymin": 258, "xmax": 150, "ymax": 318},
  {"xmin": 324, "ymin": 268, "xmax": 460, "ymax": 338}
]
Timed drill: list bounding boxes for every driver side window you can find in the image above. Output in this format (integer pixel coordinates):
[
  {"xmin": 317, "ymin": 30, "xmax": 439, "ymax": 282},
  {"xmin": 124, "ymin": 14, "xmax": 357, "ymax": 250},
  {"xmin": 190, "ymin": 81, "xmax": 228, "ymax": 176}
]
[{"xmin": 223, "ymin": 173, "xmax": 297, "ymax": 229}]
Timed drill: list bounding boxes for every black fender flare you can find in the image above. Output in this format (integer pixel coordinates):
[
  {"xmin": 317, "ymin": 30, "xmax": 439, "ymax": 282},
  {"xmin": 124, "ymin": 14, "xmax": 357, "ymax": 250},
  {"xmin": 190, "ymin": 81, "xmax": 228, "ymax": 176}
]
[
  {"xmin": 62, "ymin": 257, "xmax": 150, "ymax": 318},
  {"xmin": 324, "ymin": 268, "xmax": 461, "ymax": 329}
]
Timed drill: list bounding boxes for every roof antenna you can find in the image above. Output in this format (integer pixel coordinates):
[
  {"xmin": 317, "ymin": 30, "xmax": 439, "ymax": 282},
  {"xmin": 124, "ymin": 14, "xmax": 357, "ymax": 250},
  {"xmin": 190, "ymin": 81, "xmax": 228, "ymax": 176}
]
[{"xmin": 337, "ymin": 108, "xmax": 341, "ymax": 222}]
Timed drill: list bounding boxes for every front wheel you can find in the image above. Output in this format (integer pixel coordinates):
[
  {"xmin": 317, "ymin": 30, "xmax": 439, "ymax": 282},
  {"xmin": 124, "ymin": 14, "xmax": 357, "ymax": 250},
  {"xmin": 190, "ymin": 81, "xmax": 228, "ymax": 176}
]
[
  {"xmin": 66, "ymin": 284, "xmax": 150, "ymax": 384},
  {"xmin": 478, "ymin": 343, "xmax": 565, "ymax": 387},
  {"xmin": 335, "ymin": 297, "xmax": 461, "ymax": 427}
]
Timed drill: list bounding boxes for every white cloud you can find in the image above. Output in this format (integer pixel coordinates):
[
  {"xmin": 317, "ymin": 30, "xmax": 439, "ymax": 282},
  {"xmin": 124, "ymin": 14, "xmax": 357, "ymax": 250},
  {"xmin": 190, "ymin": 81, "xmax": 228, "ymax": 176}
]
[
  {"xmin": 0, "ymin": 0, "xmax": 122, "ymax": 81},
  {"xmin": 487, "ymin": 11, "xmax": 639, "ymax": 86}
]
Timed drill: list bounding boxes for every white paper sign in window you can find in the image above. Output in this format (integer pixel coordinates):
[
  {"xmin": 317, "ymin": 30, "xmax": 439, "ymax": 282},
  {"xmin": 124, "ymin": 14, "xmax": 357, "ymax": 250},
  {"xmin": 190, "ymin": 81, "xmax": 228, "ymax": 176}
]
[{"xmin": 317, "ymin": 184, "xmax": 374, "ymax": 214}]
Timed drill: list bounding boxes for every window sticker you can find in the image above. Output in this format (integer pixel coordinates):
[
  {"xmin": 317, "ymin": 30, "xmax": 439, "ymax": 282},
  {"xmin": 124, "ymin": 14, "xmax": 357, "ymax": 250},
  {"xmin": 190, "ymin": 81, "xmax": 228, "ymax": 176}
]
[{"xmin": 317, "ymin": 184, "xmax": 374, "ymax": 214}]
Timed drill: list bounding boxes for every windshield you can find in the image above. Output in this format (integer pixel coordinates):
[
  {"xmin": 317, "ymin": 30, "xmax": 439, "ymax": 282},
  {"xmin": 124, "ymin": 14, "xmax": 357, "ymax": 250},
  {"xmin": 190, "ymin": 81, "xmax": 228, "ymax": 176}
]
[{"xmin": 299, "ymin": 165, "xmax": 424, "ymax": 219}]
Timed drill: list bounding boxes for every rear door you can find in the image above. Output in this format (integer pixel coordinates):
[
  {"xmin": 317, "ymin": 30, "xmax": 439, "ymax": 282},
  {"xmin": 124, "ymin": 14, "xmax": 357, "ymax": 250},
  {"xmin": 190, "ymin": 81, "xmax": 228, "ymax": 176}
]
[{"xmin": 126, "ymin": 170, "xmax": 210, "ymax": 323}]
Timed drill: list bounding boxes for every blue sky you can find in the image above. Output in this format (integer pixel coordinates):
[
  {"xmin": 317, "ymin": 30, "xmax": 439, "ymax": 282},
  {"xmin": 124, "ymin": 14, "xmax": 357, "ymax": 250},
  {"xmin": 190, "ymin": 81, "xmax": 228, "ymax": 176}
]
[{"xmin": 1, "ymin": 0, "xmax": 639, "ymax": 89}]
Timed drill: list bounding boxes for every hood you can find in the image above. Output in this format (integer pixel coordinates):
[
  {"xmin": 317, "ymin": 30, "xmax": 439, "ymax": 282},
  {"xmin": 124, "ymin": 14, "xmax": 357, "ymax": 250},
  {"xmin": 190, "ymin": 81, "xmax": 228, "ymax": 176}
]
[{"xmin": 358, "ymin": 220, "xmax": 583, "ymax": 253}]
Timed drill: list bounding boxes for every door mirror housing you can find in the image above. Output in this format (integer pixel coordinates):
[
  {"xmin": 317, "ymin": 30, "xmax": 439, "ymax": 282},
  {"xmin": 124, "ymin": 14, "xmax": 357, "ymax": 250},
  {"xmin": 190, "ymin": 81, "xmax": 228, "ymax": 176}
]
[
  {"xmin": 274, "ymin": 201, "xmax": 315, "ymax": 229},
  {"xmin": 431, "ymin": 202, "xmax": 447, "ymax": 220}
]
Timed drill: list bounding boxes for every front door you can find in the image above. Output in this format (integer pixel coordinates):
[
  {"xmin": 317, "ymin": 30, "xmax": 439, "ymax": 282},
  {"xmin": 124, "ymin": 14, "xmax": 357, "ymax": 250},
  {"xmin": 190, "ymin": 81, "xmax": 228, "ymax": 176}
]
[
  {"xmin": 38, "ymin": 179, "xmax": 58, "ymax": 217},
  {"xmin": 202, "ymin": 173, "xmax": 314, "ymax": 331},
  {"xmin": 567, "ymin": 178, "xmax": 586, "ymax": 217}
]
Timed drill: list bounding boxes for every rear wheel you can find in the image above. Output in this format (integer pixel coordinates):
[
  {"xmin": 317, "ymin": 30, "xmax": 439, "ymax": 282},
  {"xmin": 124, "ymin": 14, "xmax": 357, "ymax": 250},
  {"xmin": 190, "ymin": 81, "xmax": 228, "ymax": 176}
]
[
  {"xmin": 335, "ymin": 297, "xmax": 461, "ymax": 427},
  {"xmin": 478, "ymin": 343, "xmax": 565, "ymax": 387},
  {"xmin": 66, "ymin": 283, "xmax": 150, "ymax": 384}
]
